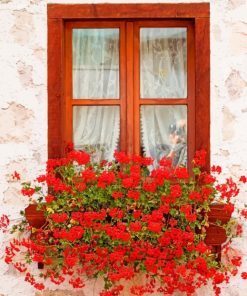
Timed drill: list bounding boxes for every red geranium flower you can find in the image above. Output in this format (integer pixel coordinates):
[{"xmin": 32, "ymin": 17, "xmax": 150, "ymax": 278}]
[
  {"xmin": 45, "ymin": 194, "xmax": 55, "ymax": 203},
  {"xmin": 51, "ymin": 213, "xmax": 69, "ymax": 223},
  {"xmin": 130, "ymin": 221, "xmax": 142, "ymax": 232},
  {"xmin": 211, "ymin": 165, "xmax": 222, "ymax": 174},
  {"xmin": 67, "ymin": 150, "xmax": 90, "ymax": 165},
  {"xmin": 112, "ymin": 191, "xmax": 123, "ymax": 200},
  {"xmin": 21, "ymin": 188, "xmax": 35, "ymax": 197},
  {"xmin": 114, "ymin": 151, "xmax": 130, "ymax": 164},
  {"xmin": 143, "ymin": 182, "xmax": 157, "ymax": 192},
  {"xmin": 148, "ymin": 222, "xmax": 162, "ymax": 233},
  {"xmin": 193, "ymin": 149, "xmax": 207, "ymax": 167},
  {"xmin": 240, "ymin": 176, "xmax": 247, "ymax": 183},
  {"xmin": 127, "ymin": 190, "xmax": 140, "ymax": 200}
]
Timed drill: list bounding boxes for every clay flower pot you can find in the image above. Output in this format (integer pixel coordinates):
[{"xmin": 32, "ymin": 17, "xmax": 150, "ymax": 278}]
[
  {"xmin": 25, "ymin": 204, "xmax": 46, "ymax": 229},
  {"xmin": 205, "ymin": 204, "xmax": 231, "ymax": 246}
]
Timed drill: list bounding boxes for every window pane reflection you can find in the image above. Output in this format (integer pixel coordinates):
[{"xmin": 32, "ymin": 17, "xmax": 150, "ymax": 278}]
[{"xmin": 141, "ymin": 105, "xmax": 187, "ymax": 168}]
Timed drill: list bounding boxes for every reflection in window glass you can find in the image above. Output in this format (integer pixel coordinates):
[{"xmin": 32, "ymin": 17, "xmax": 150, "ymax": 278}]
[
  {"xmin": 73, "ymin": 29, "xmax": 119, "ymax": 99},
  {"xmin": 140, "ymin": 28, "xmax": 187, "ymax": 98},
  {"xmin": 73, "ymin": 106, "xmax": 120, "ymax": 161},
  {"xmin": 141, "ymin": 105, "xmax": 187, "ymax": 168}
]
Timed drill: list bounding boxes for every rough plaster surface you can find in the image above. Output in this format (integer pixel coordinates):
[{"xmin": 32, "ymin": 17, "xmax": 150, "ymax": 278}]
[
  {"xmin": 35, "ymin": 289, "xmax": 86, "ymax": 296},
  {"xmin": 0, "ymin": 0, "xmax": 247, "ymax": 295}
]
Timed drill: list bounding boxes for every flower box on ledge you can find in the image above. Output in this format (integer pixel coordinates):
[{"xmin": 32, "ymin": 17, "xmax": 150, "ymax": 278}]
[
  {"xmin": 25, "ymin": 203, "xmax": 231, "ymax": 251},
  {"xmin": 206, "ymin": 204, "xmax": 231, "ymax": 246},
  {"xmin": 25, "ymin": 204, "xmax": 46, "ymax": 229}
]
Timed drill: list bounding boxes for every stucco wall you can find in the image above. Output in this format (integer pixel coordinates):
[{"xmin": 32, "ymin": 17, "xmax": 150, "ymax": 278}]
[{"xmin": 0, "ymin": 0, "xmax": 247, "ymax": 295}]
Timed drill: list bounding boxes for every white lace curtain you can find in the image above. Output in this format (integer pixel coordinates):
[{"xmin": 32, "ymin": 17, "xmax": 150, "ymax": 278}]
[
  {"xmin": 73, "ymin": 106, "xmax": 120, "ymax": 162},
  {"xmin": 140, "ymin": 28, "xmax": 187, "ymax": 98},
  {"xmin": 72, "ymin": 29, "xmax": 120, "ymax": 161}
]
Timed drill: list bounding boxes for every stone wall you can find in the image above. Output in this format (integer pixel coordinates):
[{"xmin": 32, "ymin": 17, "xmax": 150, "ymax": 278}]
[{"xmin": 0, "ymin": 0, "xmax": 247, "ymax": 295}]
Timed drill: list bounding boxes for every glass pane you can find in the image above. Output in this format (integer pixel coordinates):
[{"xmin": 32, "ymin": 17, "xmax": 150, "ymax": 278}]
[
  {"xmin": 140, "ymin": 28, "xmax": 187, "ymax": 98},
  {"xmin": 73, "ymin": 106, "xmax": 120, "ymax": 161},
  {"xmin": 141, "ymin": 105, "xmax": 187, "ymax": 168},
  {"xmin": 73, "ymin": 29, "xmax": 119, "ymax": 99}
]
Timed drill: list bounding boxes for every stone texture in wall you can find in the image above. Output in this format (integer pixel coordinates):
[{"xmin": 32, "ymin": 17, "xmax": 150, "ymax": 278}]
[
  {"xmin": 225, "ymin": 70, "xmax": 247, "ymax": 100},
  {"xmin": 11, "ymin": 10, "xmax": 34, "ymax": 45},
  {"xmin": 0, "ymin": 102, "xmax": 34, "ymax": 143},
  {"xmin": 35, "ymin": 289, "xmax": 85, "ymax": 296}
]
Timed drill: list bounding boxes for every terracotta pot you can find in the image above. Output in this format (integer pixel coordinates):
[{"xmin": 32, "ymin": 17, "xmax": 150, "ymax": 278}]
[
  {"xmin": 205, "ymin": 204, "xmax": 231, "ymax": 246},
  {"xmin": 205, "ymin": 225, "xmax": 227, "ymax": 246},
  {"xmin": 207, "ymin": 204, "xmax": 231, "ymax": 224},
  {"xmin": 25, "ymin": 204, "xmax": 46, "ymax": 229}
]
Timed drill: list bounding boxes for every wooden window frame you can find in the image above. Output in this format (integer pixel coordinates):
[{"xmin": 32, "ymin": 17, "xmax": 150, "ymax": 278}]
[{"xmin": 48, "ymin": 3, "xmax": 210, "ymax": 169}]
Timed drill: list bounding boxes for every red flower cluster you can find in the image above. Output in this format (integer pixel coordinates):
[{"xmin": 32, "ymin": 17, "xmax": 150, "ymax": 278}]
[
  {"xmin": 51, "ymin": 213, "xmax": 69, "ymax": 223},
  {"xmin": 67, "ymin": 150, "xmax": 90, "ymax": 165},
  {"xmin": 53, "ymin": 226, "xmax": 84, "ymax": 241},
  {"xmin": 193, "ymin": 149, "xmax": 207, "ymax": 167},
  {"xmin": 21, "ymin": 187, "xmax": 35, "ymax": 197},
  {"xmin": 239, "ymin": 176, "xmax": 247, "ymax": 183}
]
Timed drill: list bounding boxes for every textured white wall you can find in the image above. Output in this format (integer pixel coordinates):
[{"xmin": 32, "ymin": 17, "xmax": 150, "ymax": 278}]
[{"xmin": 0, "ymin": 0, "xmax": 247, "ymax": 295}]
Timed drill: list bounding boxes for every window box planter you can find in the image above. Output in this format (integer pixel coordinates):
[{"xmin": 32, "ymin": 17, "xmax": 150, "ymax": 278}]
[
  {"xmin": 205, "ymin": 204, "xmax": 231, "ymax": 245},
  {"xmin": 25, "ymin": 203, "xmax": 231, "ymax": 250},
  {"xmin": 25, "ymin": 204, "xmax": 46, "ymax": 229}
]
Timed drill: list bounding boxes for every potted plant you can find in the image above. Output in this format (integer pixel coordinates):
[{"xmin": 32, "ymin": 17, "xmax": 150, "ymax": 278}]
[{"xmin": 2, "ymin": 148, "xmax": 247, "ymax": 295}]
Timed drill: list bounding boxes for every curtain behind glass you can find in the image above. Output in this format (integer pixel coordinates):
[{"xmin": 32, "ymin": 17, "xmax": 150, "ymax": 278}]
[
  {"xmin": 140, "ymin": 28, "xmax": 187, "ymax": 98},
  {"xmin": 72, "ymin": 29, "xmax": 120, "ymax": 161},
  {"xmin": 73, "ymin": 29, "xmax": 119, "ymax": 99},
  {"xmin": 73, "ymin": 106, "xmax": 120, "ymax": 162}
]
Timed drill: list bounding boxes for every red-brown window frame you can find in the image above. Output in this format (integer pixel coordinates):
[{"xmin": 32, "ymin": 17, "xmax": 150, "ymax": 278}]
[{"xmin": 48, "ymin": 3, "xmax": 210, "ymax": 168}]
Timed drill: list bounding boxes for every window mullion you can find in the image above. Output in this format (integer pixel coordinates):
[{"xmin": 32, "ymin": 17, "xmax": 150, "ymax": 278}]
[{"xmin": 126, "ymin": 21, "xmax": 135, "ymax": 156}]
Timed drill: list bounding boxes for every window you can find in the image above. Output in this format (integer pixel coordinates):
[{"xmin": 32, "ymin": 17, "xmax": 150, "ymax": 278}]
[{"xmin": 48, "ymin": 3, "xmax": 210, "ymax": 169}]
